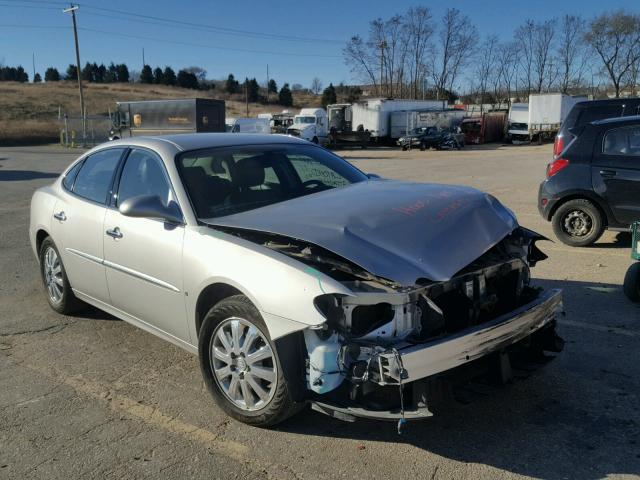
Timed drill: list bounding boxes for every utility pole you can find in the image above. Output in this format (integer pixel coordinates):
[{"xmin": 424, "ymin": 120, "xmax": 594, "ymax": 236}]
[
  {"xmin": 32, "ymin": 52, "xmax": 35, "ymax": 82},
  {"xmin": 63, "ymin": 4, "xmax": 85, "ymax": 146},
  {"xmin": 245, "ymin": 77, "xmax": 249, "ymax": 117},
  {"xmin": 142, "ymin": 47, "xmax": 145, "ymax": 68},
  {"xmin": 378, "ymin": 41, "xmax": 386, "ymax": 98},
  {"xmin": 266, "ymin": 64, "xmax": 269, "ymax": 103}
]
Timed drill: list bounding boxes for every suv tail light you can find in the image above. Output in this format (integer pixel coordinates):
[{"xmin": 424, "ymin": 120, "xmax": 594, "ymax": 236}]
[
  {"xmin": 553, "ymin": 136, "xmax": 564, "ymax": 157},
  {"xmin": 547, "ymin": 158, "xmax": 569, "ymax": 178}
]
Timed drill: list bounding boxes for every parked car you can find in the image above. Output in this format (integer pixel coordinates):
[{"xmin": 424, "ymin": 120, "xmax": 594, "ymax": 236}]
[
  {"xmin": 31, "ymin": 133, "xmax": 563, "ymax": 426},
  {"xmin": 554, "ymin": 98, "xmax": 640, "ymax": 158},
  {"xmin": 539, "ymin": 116, "xmax": 640, "ymax": 246},
  {"xmin": 397, "ymin": 126, "xmax": 464, "ymax": 150}
]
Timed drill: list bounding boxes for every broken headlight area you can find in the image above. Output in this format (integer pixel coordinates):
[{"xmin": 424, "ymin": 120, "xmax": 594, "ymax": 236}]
[{"xmin": 303, "ymin": 229, "xmax": 564, "ymax": 422}]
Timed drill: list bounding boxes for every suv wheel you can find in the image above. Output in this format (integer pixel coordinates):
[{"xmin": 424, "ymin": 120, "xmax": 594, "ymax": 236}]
[
  {"xmin": 199, "ymin": 295, "xmax": 301, "ymax": 426},
  {"xmin": 551, "ymin": 199, "xmax": 605, "ymax": 247}
]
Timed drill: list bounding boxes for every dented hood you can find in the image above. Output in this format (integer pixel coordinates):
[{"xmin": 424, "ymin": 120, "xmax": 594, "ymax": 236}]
[{"xmin": 204, "ymin": 180, "xmax": 518, "ymax": 285}]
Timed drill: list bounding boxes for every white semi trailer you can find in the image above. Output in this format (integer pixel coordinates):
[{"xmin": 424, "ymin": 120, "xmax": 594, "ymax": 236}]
[{"xmin": 350, "ymin": 98, "xmax": 447, "ymax": 141}]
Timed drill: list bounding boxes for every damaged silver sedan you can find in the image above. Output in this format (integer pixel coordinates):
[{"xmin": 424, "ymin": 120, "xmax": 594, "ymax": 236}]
[{"xmin": 30, "ymin": 134, "xmax": 563, "ymax": 427}]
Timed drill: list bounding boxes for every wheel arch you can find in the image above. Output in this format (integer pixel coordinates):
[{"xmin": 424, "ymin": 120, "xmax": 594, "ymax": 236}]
[
  {"xmin": 547, "ymin": 191, "xmax": 612, "ymax": 227},
  {"xmin": 35, "ymin": 228, "xmax": 51, "ymax": 257},
  {"xmin": 194, "ymin": 282, "xmax": 244, "ymax": 338}
]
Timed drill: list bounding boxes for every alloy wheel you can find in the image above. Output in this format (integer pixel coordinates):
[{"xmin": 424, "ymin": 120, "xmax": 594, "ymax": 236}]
[
  {"xmin": 210, "ymin": 317, "xmax": 277, "ymax": 411},
  {"xmin": 43, "ymin": 247, "xmax": 64, "ymax": 304}
]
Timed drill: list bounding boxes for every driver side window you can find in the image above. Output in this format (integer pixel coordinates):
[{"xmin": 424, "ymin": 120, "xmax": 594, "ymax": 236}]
[
  {"xmin": 116, "ymin": 149, "xmax": 173, "ymax": 207},
  {"xmin": 288, "ymin": 154, "xmax": 351, "ymax": 188}
]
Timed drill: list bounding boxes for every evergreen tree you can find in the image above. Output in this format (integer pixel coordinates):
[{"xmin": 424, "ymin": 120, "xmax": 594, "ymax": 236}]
[
  {"xmin": 245, "ymin": 77, "xmax": 260, "ymax": 102},
  {"xmin": 177, "ymin": 69, "xmax": 199, "ymax": 89},
  {"xmin": 140, "ymin": 64, "xmax": 153, "ymax": 84},
  {"xmin": 225, "ymin": 73, "xmax": 239, "ymax": 94},
  {"xmin": 81, "ymin": 62, "xmax": 94, "ymax": 82},
  {"xmin": 268, "ymin": 79, "xmax": 277, "ymax": 93},
  {"xmin": 116, "ymin": 64, "xmax": 129, "ymax": 82},
  {"xmin": 321, "ymin": 83, "xmax": 337, "ymax": 107},
  {"xmin": 153, "ymin": 67, "xmax": 164, "ymax": 84},
  {"xmin": 105, "ymin": 63, "xmax": 118, "ymax": 83},
  {"xmin": 44, "ymin": 67, "xmax": 60, "ymax": 82},
  {"xmin": 33, "ymin": 72, "xmax": 42, "ymax": 83},
  {"xmin": 278, "ymin": 83, "xmax": 293, "ymax": 107},
  {"xmin": 163, "ymin": 66, "xmax": 176, "ymax": 86},
  {"xmin": 65, "ymin": 64, "xmax": 77, "ymax": 80}
]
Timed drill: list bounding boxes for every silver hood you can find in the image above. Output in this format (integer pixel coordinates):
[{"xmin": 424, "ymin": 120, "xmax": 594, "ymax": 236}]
[{"xmin": 204, "ymin": 180, "xmax": 518, "ymax": 286}]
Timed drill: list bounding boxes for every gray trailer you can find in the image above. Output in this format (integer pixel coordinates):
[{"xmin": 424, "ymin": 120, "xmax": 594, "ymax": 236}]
[
  {"xmin": 390, "ymin": 109, "xmax": 465, "ymax": 139},
  {"xmin": 109, "ymin": 98, "xmax": 225, "ymax": 139},
  {"xmin": 326, "ymin": 104, "xmax": 370, "ymax": 148}
]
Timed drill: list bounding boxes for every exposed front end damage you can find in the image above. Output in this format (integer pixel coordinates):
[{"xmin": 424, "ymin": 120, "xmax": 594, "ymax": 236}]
[{"xmin": 204, "ymin": 182, "xmax": 564, "ymax": 423}]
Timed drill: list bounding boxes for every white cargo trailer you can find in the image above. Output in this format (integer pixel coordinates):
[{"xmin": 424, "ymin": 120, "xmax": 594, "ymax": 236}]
[
  {"xmin": 351, "ymin": 98, "xmax": 447, "ymax": 140},
  {"xmin": 528, "ymin": 93, "xmax": 587, "ymax": 139},
  {"xmin": 390, "ymin": 109, "xmax": 465, "ymax": 139}
]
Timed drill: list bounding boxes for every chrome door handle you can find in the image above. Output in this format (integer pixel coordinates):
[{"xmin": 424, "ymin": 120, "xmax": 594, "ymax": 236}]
[
  {"xmin": 53, "ymin": 211, "xmax": 66, "ymax": 221},
  {"xmin": 600, "ymin": 169, "xmax": 617, "ymax": 178},
  {"xmin": 105, "ymin": 227, "xmax": 123, "ymax": 239}
]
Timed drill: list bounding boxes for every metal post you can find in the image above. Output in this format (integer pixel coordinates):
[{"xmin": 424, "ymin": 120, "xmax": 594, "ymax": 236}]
[
  {"xmin": 64, "ymin": 4, "xmax": 86, "ymax": 146},
  {"xmin": 245, "ymin": 78, "xmax": 249, "ymax": 117},
  {"xmin": 266, "ymin": 64, "xmax": 269, "ymax": 103}
]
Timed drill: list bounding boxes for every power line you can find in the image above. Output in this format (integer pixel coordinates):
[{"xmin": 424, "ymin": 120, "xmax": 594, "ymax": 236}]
[
  {"xmin": 76, "ymin": 3, "xmax": 344, "ymax": 45},
  {"xmin": 76, "ymin": 26, "xmax": 341, "ymax": 58}
]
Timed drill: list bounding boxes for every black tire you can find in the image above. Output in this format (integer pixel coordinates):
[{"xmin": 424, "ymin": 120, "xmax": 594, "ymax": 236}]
[
  {"xmin": 551, "ymin": 199, "xmax": 605, "ymax": 247},
  {"xmin": 198, "ymin": 294, "xmax": 302, "ymax": 427},
  {"xmin": 39, "ymin": 237, "xmax": 83, "ymax": 314},
  {"xmin": 311, "ymin": 136, "xmax": 318, "ymax": 144},
  {"xmin": 419, "ymin": 142, "xmax": 426, "ymax": 151},
  {"xmin": 623, "ymin": 263, "xmax": 640, "ymax": 303}
]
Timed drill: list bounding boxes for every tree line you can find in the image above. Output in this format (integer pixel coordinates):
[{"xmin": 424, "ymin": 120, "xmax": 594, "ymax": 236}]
[{"xmin": 344, "ymin": 8, "xmax": 640, "ymax": 102}]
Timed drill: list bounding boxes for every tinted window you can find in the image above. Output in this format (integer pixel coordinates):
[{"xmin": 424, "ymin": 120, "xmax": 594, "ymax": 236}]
[
  {"xmin": 177, "ymin": 144, "xmax": 367, "ymax": 218},
  {"xmin": 117, "ymin": 149, "xmax": 172, "ymax": 206},
  {"xmin": 603, "ymin": 126, "xmax": 640, "ymax": 156},
  {"xmin": 73, "ymin": 149, "xmax": 124, "ymax": 203},
  {"xmin": 62, "ymin": 160, "xmax": 83, "ymax": 191},
  {"xmin": 578, "ymin": 105, "xmax": 623, "ymax": 126}
]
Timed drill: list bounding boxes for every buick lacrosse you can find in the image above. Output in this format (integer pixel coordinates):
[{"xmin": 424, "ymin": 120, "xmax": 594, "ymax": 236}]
[{"xmin": 30, "ymin": 134, "xmax": 563, "ymax": 426}]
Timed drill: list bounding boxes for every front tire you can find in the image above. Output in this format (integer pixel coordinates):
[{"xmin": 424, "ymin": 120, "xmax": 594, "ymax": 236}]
[
  {"xmin": 199, "ymin": 295, "xmax": 301, "ymax": 426},
  {"xmin": 624, "ymin": 263, "xmax": 640, "ymax": 303},
  {"xmin": 551, "ymin": 199, "xmax": 605, "ymax": 247},
  {"xmin": 39, "ymin": 237, "xmax": 83, "ymax": 314}
]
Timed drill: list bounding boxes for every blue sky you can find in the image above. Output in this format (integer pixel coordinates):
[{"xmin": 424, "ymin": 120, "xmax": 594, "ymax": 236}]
[{"xmin": 0, "ymin": 0, "xmax": 638, "ymax": 88}]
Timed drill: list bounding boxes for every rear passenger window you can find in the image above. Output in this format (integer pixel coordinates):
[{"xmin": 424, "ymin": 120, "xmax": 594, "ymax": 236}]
[
  {"xmin": 62, "ymin": 160, "xmax": 83, "ymax": 191},
  {"xmin": 603, "ymin": 126, "xmax": 640, "ymax": 156},
  {"xmin": 73, "ymin": 149, "xmax": 124, "ymax": 203}
]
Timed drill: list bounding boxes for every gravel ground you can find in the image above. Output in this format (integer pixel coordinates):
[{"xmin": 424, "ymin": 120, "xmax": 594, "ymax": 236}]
[{"xmin": 0, "ymin": 143, "xmax": 638, "ymax": 479}]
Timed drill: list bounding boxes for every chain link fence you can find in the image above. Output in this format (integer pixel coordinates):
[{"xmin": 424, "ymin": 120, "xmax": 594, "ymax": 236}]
[{"xmin": 58, "ymin": 114, "xmax": 112, "ymax": 147}]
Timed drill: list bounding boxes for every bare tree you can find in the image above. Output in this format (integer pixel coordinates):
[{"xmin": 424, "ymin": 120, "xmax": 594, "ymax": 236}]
[
  {"xmin": 310, "ymin": 77, "xmax": 323, "ymax": 95},
  {"xmin": 533, "ymin": 19, "xmax": 556, "ymax": 93},
  {"xmin": 475, "ymin": 35, "xmax": 498, "ymax": 112},
  {"xmin": 557, "ymin": 15, "xmax": 587, "ymax": 93},
  {"xmin": 515, "ymin": 20, "xmax": 536, "ymax": 97},
  {"xmin": 496, "ymin": 42, "xmax": 519, "ymax": 105},
  {"xmin": 404, "ymin": 6, "xmax": 433, "ymax": 99},
  {"xmin": 343, "ymin": 35, "xmax": 379, "ymax": 94},
  {"xmin": 430, "ymin": 8, "xmax": 477, "ymax": 100},
  {"xmin": 370, "ymin": 15, "xmax": 409, "ymax": 98},
  {"xmin": 585, "ymin": 11, "xmax": 640, "ymax": 98}
]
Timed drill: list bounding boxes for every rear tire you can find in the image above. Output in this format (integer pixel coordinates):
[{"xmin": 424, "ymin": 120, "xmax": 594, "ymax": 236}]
[
  {"xmin": 39, "ymin": 237, "xmax": 83, "ymax": 314},
  {"xmin": 551, "ymin": 199, "xmax": 605, "ymax": 247},
  {"xmin": 198, "ymin": 294, "xmax": 302, "ymax": 426},
  {"xmin": 623, "ymin": 263, "xmax": 640, "ymax": 303}
]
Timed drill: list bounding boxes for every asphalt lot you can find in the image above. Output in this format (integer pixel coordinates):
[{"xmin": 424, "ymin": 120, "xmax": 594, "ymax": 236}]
[{"xmin": 0, "ymin": 143, "xmax": 638, "ymax": 479}]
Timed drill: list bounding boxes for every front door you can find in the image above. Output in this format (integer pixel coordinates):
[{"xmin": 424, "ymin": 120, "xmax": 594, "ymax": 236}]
[
  {"xmin": 102, "ymin": 148, "xmax": 188, "ymax": 341},
  {"xmin": 592, "ymin": 124, "xmax": 640, "ymax": 226}
]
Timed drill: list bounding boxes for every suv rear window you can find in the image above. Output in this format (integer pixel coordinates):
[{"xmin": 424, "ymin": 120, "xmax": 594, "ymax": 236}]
[{"xmin": 577, "ymin": 105, "xmax": 623, "ymax": 126}]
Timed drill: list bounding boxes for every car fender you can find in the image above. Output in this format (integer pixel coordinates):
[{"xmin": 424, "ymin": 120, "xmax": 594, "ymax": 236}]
[
  {"xmin": 183, "ymin": 227, "xmax": 353, "ymax": 343},
  {"xmin": 29, "ymin": 186, "xmax": 59, "ymax": 259},
  {"xmin": 547, "ymin": 187, "xmax": 615, "ymax": 224}
]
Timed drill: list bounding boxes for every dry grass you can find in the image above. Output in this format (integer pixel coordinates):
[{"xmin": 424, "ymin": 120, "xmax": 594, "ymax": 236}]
[{"xmin": 0, "ymin": 81, "xmax": 319, "ymax": 145}]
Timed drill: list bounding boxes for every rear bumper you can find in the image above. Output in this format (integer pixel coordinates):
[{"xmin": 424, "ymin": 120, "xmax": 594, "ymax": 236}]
[{"xmin": 380, "ymin": 289, "xmax": 562, "ymax": 383}]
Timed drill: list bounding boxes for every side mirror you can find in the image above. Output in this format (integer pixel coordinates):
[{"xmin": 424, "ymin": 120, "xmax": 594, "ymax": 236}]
[
  {"xmin": 119, "ymin": 195, "xmax": 183, "ymax": 224},
  {"xmin": 366, "ymin": 173, "xmax": 381, "ymax": 180}
]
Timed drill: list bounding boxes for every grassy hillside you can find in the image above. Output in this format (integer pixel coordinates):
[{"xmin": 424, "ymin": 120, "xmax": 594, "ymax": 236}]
[{"xmin": 0, "ymin": 81, "xmax": 319, "ymax": 145}]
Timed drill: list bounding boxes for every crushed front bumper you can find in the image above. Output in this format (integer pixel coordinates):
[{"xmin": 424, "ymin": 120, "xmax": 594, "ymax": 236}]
[{"xmin": 310, "ymin": 289, "xmax": 563, "ymax": 422}]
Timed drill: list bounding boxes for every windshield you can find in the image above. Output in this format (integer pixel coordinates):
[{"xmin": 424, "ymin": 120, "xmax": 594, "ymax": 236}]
[
  {"xmin": 176, "ymin": 144, "xmax": 368, "ymax": 219},
  {"xmin": 294, "ymin": 116, "xmax": 316, "ymax": 124}
]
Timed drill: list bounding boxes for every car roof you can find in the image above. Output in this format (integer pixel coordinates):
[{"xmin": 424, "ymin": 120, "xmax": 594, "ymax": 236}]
[
  {"xmin": 105, "ymin": 133, "xmax": 309, "ymax": 153},
  {"xmin": 575, "ymin": 98, "xmax": 640, "ymax": 108},
  {"xmin": 592, "ymin": 115, "xmax": 640, "ymax": 127}
]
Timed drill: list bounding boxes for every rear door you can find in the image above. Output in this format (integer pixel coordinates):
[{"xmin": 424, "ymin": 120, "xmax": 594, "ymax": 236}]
[
  {"xmin": 592, "ymin": 124, "xmax": 640, "ymax": 226},
  {"xmin": 51, "ymin": 148, "xmax": 126, "ymax": 303}
]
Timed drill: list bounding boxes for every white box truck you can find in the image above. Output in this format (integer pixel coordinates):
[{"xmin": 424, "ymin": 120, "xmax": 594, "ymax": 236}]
[
  {"xmin": 225, "ymin": 117, "xmax": 271, "ymax": 134},
  {"xmin": 351, "ymin": 98, "xmax": 447, "ymax": 141},
  {"xmin": 506, "ymin": 103, "xmax": 529, "ymax": 142},
  {"xmin": 528, "ymin": 93, "xmax": 587, "ymax": 140},
  {"xmin": 286, "ymin": 108, "xmax": 328, "ymax": 144}
]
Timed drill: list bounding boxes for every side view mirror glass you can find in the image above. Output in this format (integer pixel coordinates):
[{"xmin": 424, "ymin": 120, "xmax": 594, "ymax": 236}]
[{"xmin": 119, "ymin": 194, "xmax": 183, "ymax": 224}]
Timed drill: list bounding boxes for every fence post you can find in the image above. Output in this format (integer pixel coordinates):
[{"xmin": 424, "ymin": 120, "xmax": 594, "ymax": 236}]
[{"xmin": 64, "ymin": 114, "xmax": 69, "ymax": 147}]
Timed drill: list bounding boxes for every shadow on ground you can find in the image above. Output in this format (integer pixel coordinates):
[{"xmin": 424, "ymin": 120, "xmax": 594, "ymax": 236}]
[
  {"xmin": 0, "ymin": 170, "xmax": 59, "ymax": 182},
  {"xmin": 274, "ymin": 278, "xmax": 639, "ymax": 479},
  {"xmin": 592, "ymin": 231, "xmax": 633, "ymax": 249}
]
